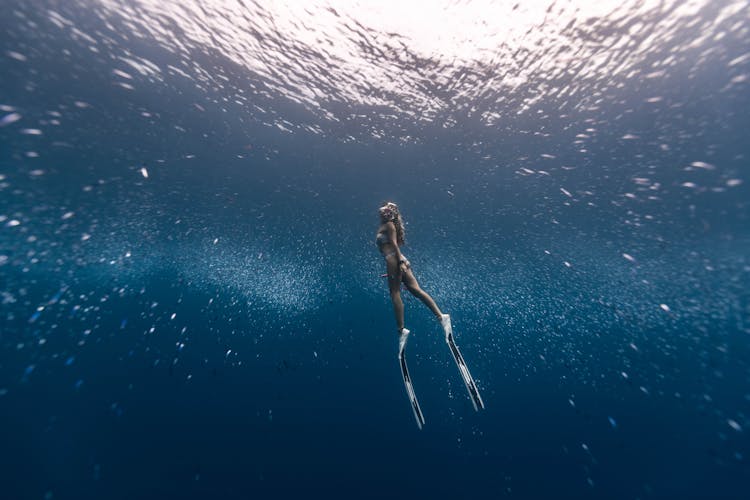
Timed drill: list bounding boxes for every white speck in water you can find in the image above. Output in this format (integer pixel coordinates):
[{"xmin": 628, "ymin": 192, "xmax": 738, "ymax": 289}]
[
  {"xmin": 6, "ymin": 50, "xmax": 27, "ymax": 61},
  {"xmin": 726, "ymin": 179, "xmax": 742, "ymax": 187},
  {"xmin": 728, "ymin": 54, "xmax": 750, "ymax": 67},
  {"xmin": 112, "ymin": 68, "xmax": 133, "ymax": 79},
  {"xmin": 727, "ymin": 419, "xmax": 742, "ymax": 432},
  {"xmin": 0, "ymin": 112, "xmax": 22, "ymax": 126},
  {"xmin": 690, "ymin": 161, "xmax": 715, "ymax": 170},
  {"xmin": 140, "ymin": 167, "xmax": 148, "ymax": 178},
  {"xmin": 20, "ymin": 128, "xmax": 42, "ymax": 135},
  {"xmin": 622, "ymin": 253, "xmax": 636, "ymax": 263},
  {"xmin": 660, "ymin": 303, "xmax": 670, "ymax": 312}
]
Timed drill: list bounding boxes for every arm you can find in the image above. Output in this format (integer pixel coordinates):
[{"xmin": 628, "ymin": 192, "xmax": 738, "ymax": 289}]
[{"xmin": 387, "ymin": 222, "xmax": 408, "ymax": 267}]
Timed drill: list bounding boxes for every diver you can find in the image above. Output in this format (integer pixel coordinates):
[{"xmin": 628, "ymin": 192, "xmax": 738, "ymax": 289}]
[{"xmin": 376, "ymin": 202, "xmax": 484, "ymax": 427}]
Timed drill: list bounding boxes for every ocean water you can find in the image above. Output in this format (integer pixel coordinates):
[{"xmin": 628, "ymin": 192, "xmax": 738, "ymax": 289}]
[{"xmin": 1, "ymin": 1, "xmax": 749, "ymax": 498}]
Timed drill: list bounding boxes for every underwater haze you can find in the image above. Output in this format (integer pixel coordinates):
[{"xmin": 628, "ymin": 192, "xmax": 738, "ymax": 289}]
[{"xmin": 1, "ymin": 0, "xmax": 749, "ymax": 498}]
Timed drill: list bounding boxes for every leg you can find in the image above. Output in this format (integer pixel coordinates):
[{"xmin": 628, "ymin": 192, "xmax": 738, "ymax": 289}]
[
  {"xmin": 400, "ymin": 262, "xmax": 443, "ymax": 319},
  {"xmin": 386, "ymin": 258, "xmax": 405, "ymax": 332}
]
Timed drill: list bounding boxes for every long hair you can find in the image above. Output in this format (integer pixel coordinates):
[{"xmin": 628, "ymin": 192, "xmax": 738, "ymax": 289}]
[{"xmin": 385, "ymin": 202, "xmax": 406, "ymax": 245}]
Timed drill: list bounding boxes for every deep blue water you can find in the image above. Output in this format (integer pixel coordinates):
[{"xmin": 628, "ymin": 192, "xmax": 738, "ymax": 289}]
[{"xmin": 1, "ymin": 1, "xmax": 749, "ymax": 498}]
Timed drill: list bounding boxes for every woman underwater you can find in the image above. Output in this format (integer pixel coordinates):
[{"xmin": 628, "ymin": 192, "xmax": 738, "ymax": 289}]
[
  {"xmin": 376, "ymin": 201, "xmax": 483, "ymax": 428},
  {"xmin": 375, "ymin": 202, "xmax": 451, "ymax": 350}
]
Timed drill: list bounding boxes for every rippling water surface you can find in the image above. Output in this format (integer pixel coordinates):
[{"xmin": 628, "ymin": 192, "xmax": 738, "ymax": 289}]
[{"xmin": 1, "ymin": 1, "xmax": 749, "ymax": 499}]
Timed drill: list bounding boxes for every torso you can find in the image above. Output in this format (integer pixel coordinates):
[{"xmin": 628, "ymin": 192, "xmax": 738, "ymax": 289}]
[{"xmin": 376, "ymin": 223, "xmax": 396, "ymax": 256}]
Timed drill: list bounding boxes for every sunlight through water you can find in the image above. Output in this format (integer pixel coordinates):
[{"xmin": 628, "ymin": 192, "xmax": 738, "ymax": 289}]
[{"xmin": 90, "ymin": 0, "xmax": 749, "ymax": 136}]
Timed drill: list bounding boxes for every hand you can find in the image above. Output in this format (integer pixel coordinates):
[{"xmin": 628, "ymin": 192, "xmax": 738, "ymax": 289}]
[{"xmin": 399, "ymin": 259, "xmax": 410, "ymax": 272}]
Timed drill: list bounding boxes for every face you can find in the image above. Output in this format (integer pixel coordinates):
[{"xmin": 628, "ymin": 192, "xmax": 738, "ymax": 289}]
[{"xmin": 379, "ymin": 205, "xmax": 394, "ymax": 220}]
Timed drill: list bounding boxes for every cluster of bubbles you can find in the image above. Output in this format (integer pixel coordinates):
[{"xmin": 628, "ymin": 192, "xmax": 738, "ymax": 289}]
[{"xmin": 174, "ymin": 237, "xmax": 325, "ymax": 314}]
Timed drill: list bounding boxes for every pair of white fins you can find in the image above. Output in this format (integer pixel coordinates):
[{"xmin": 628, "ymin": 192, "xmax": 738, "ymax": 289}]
[{"xmin": 398, "ymin": 314, "xmax": 484, "ymax": 429}]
